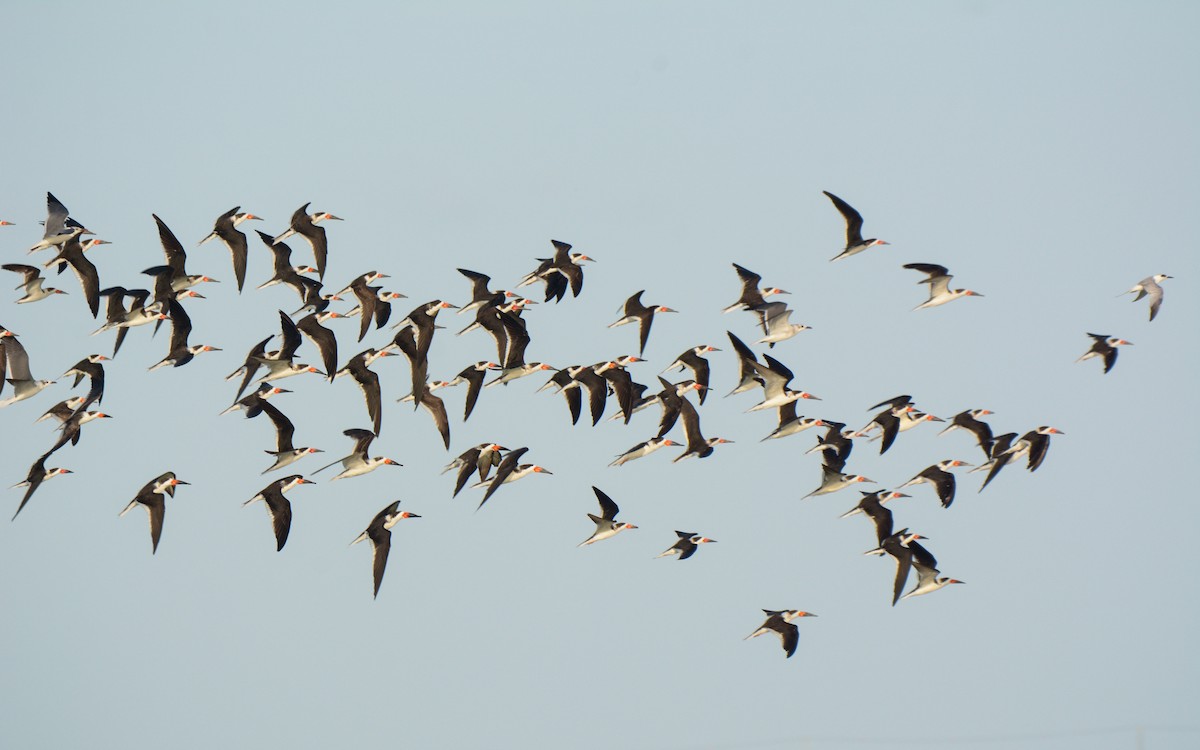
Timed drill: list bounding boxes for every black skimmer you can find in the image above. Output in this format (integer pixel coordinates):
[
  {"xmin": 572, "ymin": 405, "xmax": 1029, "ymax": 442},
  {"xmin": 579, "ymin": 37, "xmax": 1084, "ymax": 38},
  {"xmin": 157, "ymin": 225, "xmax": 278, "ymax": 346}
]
[
  {"xmin": 413, "ymin": 381, "xmax": 451, "ymax": 450},
  {"xmin": 600, "ymin": 361, "xmax": 641, "ymax": 424},
  {"xmin": 93, "ymin": 287, "xmax": 164, "ymax": 358},
  {"xmin": 839, "ymin": 489, "xmax": 909, "ymax": 529},
  {"xmin": 220, "ymin": 383, "xmax": 290, "ymax": 417},
  {"xmin": 119, "ymin": 472, "xmax": 189, "ymax": 554},
  {"xmin": 653, "ymin": 377, "xmax": 705, "ymax": 438},
  {"xmin": 148, "ymin": 299, "xmax": 222, "ymax": 371},
  {"xmin": 725, "ymin": 330, "xmax": 763, "ymax": 397},
  {"xmin": 609, "ymin": 291, "xmax": 677, "ymax": 355},
  {"xmin": 894, "ymin": 409, "xmax": 945, "ymax": 435},
  {"xmin": 395, "ymin": 300, "xmax": 457, "ymax": 358},
  {"xmin": 760, "ymin": 405, "xmax": 823, "ymax": 442},
  {"xmin": 752, "ymin": 301, "xmax": 811, "ymax": 347},
  {"xmin": 578, "ymin": 487, "xmax": 638, "ymax": 547},
  {"xmin": 0, "ymin": 336, "xmax": 55, "ymax": 408},
  {"xmin": 35, "ymin": 396, "xmax": 87, "ymax": 425},
  {"xmin": 1014, "ymin": 426, "xmax": 1065, "ymax": 472},
  {"xmin": 389, "ymin": 326, "xmax": 431, "ymax": 416},
  {"xmin": 823, "ymin": 190, "xmax": 888, "ymax": 261},
  {"xmin": 200, "ymin": 207, "xmax": 261, "ymax": 292},
  {"xmin": 153, "ymin": 214, "xmax": 220, "ymax": 293},
  {"xmin": 724, "ymin": 263, "xmax": 789, "ymax": 314},
  {"xmin": 227, "ymin": 335, "xmax": 275, "ymax": 401},
  {"xmin": 243, "ymin": 475, "xmax": 314, "ymax": 551},
  {"xmin": 745, "ymin": 353, "xmax": 820, "ymax": 412},
  {"xmin": 337, "ymin": 348, "xmax": 393, "ymax": 435},
  {"xmin": 456, "ymin": 268, "xmax": 513, "ymax": 315},
  {"xmin": 351, "ymin": 501, "xmax": 420, "ymax": 599},
  {"xmin": 662, "ymin": 345, "xmax": 719, "ymax": 404},
  {"xmin": 899, "ymin": 460, "xmax": 971, "ymax": 508},
  {"xmin": 61, "ymin": 354, "xmax": 107, "ymax": 411},
  {"xmin": 457, "ymin": 292, "xmax": 512, "ymax": 347},
  {"xmin": 974, "ymin": 432, "xmax": 1018, "ymax": 492},
  {"xmin": 545, "ymin": 364, "xmax": 610, "ymax": 426},
  {"xmin": 255, "ymin": 230, "xmax": 319, "ymax": 293},
  {"xmin": 876, "ymin": 531, "xmax": 924, "ymax": 606},
  {"xmin": 609, "ymin": 436, "xmax": 680, "ymax": 466},
  {"xmin": 295, "ymin": 311, "xmax": 342, "ymax": 382},
  {"xmin": 46, "ymin": 408, "xmax": 112, "ymax": 455},
  {"xmin": 1120, "ymin": 274, "xmax": 1171, "ymax": 321},
  {"xmin": 313, "ymin": 429, "xmax": 400, "ymax": 481},
  {"xmin": 856, "ymin": 404, "xmax": 912, "ymax": 455},
  {"xmin": 901, "ymin": 540, "xmax": 964, "ymax": 601},
  {"xmin": 3, "ymin": 263, "xmax": 68, "ymax": 303},
  {"xmin": 672, "ymin": 397, "xmax": 732, "ymax": 462},
  {"xmin": 253, "ymin": 400, "xmax": 323, "ymax": 474},
  {"xmin": 273, "ymin": 203, "xmax": 341, "ymax": 280},
  {"xmin": 445, "ymin": 361, "xmax": 500, "ymax": 421},
  {"xmin": 1077, "ymin": 333, "xmax": 1132, "ymax": 374},
  {"xmin": 446, "ymin": 443, "xmax": 507, "ymax": 497},
  {"xmin": 656, "ymin": 530, "xmax": 715, "ymax": 560},
  {"xmin": 11, "ymin": 451, "xmax": 71, "ymax": 521},
  {"xmin": 518, "ymin": 240, "xmax": 593, "ymax": 303},
  {"xmin": 345, "ymin": 279, "xmax": 401, "ymax": 341},
  {"xmin": 803, "ymin": 464, "xmax": 874, "ymax": 498},
  {"xmin": 745, "ymin": 610, "xmax": 816, "ymax": 658},
  {"xmin": 903, "ymin": 263, "xmax": 984, "ymax": 310},
  {"xmin": 981, "ymin": 427, "xmax": 1064, "ymax": 489},
  {"xmin": 43, "ymin": 233, "xmax": 101, "ymax": 318},
  {"xmin": 938, "ymin": 409, "xmax": 995, "ymax": 460},
  {"xmin": 485, "ymin": 311, "xmax": 554, "ymax": 387},
  {"xmin": 475, "ymin": 447, "xmax": 551, "ymax": 510},
  {"xmin": 803, "ymin": 421, "xmax": 855, "ymax": 471}
]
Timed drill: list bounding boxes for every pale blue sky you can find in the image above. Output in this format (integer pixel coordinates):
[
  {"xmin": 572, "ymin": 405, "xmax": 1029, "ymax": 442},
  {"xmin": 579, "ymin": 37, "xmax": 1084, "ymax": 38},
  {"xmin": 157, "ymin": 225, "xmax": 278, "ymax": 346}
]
[{"xmin": 2, "ymin": 2, "xmax": 1198, "ymax": 748}]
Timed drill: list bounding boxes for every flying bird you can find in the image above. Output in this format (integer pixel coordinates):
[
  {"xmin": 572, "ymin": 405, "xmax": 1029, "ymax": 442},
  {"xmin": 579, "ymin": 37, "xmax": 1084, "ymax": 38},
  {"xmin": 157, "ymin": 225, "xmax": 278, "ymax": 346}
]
[
  {"xmin": 902, "ymin": 263, "xmax": 984, "ymax": 310},
  {"xmin": 655, "ymin": 530, "xmax": 715, "ymax": 561},
  {"xmin": 1077, "ymin": 333, "xmax": 1132, "ymax": 374},
  {"xmin": 1120, "ymin": 274, "xmax": 1171, "ymax": 321},
  {"xmin": 351, "ymin": 501, "xmax": 420, "ymax": 599},
  {"xmin": 243, "ymin": 475, "xmax": 314, "ymax": 551},
  {"xmin": 609, "ymin": 291, "xmax": 677, "ymax": 355},
  {"xmin": 823, "ymin": 190, "xmax": 888, "ymax": 261},
  {"xmin": 199, "ymin": 206, "xmax": 262, "ymax": 292},
  {"xmin": 118, "ymin": 472, "xmax": 189, "ymax": 554},
  {"xmin": 745, "ymin": 609, "xmax": 816, "ymax": 658},
  {"xmin": 578, "ymin": 487, "xmax": 638, "ymax": 547}
]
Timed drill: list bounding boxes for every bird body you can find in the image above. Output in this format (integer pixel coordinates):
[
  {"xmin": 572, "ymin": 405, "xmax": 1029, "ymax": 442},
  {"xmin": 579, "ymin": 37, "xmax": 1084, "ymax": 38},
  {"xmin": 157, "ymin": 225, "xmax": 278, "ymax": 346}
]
[{"xmin": 745, "ymin": 609, "xmax": 816, "ymax": 658}]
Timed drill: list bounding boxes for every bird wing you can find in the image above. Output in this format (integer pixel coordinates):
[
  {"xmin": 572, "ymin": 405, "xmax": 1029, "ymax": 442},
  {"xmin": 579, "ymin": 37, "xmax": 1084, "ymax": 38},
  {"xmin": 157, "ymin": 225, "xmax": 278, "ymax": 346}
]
[
  {"xmin": 370, "ymin": 529, "xmax": 392, "ymax": 598},
  {"xmin": 823, "ymin": 191, "xmax": 865, "ymax": 247},
  {"xmin": 4, "ymin": 336, "xmax": 34, "ymax": 381},
  {"xmin": 256, "ymin": 400, "xmax": 297, "ymax": 452},
  {"xmin": 592, "ymin": 486, "xmax": 620, "ymax": 520},
  {"xmin": 262, "ymin": 491, "xmax": 293, "ymax": 551},
  {"xmin": 153, "ymin": 214, "xmax": 189, "ymax": 277}
]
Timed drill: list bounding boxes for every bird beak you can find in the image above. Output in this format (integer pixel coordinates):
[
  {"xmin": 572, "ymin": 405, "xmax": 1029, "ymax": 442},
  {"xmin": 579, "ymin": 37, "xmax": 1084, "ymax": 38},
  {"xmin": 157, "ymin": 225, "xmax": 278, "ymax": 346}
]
[
  {"xmin": 173, "ymin": 479, "xmax": 191, "ymax": 486},
  {"xmin": 403, "ymin": 512, "xmax": 421, "ymax": 519},
  {"xmin": 299, "ymin": 478, "xmax": 317, "ymax": 484}
]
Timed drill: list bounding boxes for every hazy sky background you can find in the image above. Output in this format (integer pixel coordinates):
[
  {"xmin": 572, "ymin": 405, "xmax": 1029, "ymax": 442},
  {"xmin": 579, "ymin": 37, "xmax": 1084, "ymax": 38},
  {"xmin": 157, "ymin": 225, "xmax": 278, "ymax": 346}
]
[{"xmin": 2, "ymin": 2, "xmax": 1198, "ymax": 748}]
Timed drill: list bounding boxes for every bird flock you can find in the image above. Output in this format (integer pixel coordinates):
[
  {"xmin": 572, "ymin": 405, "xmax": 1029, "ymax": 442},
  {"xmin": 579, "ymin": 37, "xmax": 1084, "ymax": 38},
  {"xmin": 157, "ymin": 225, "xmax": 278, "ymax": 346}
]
[{"xmin": 1, "ymin": 191, "xmax": 1172, "ymax": 659}]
